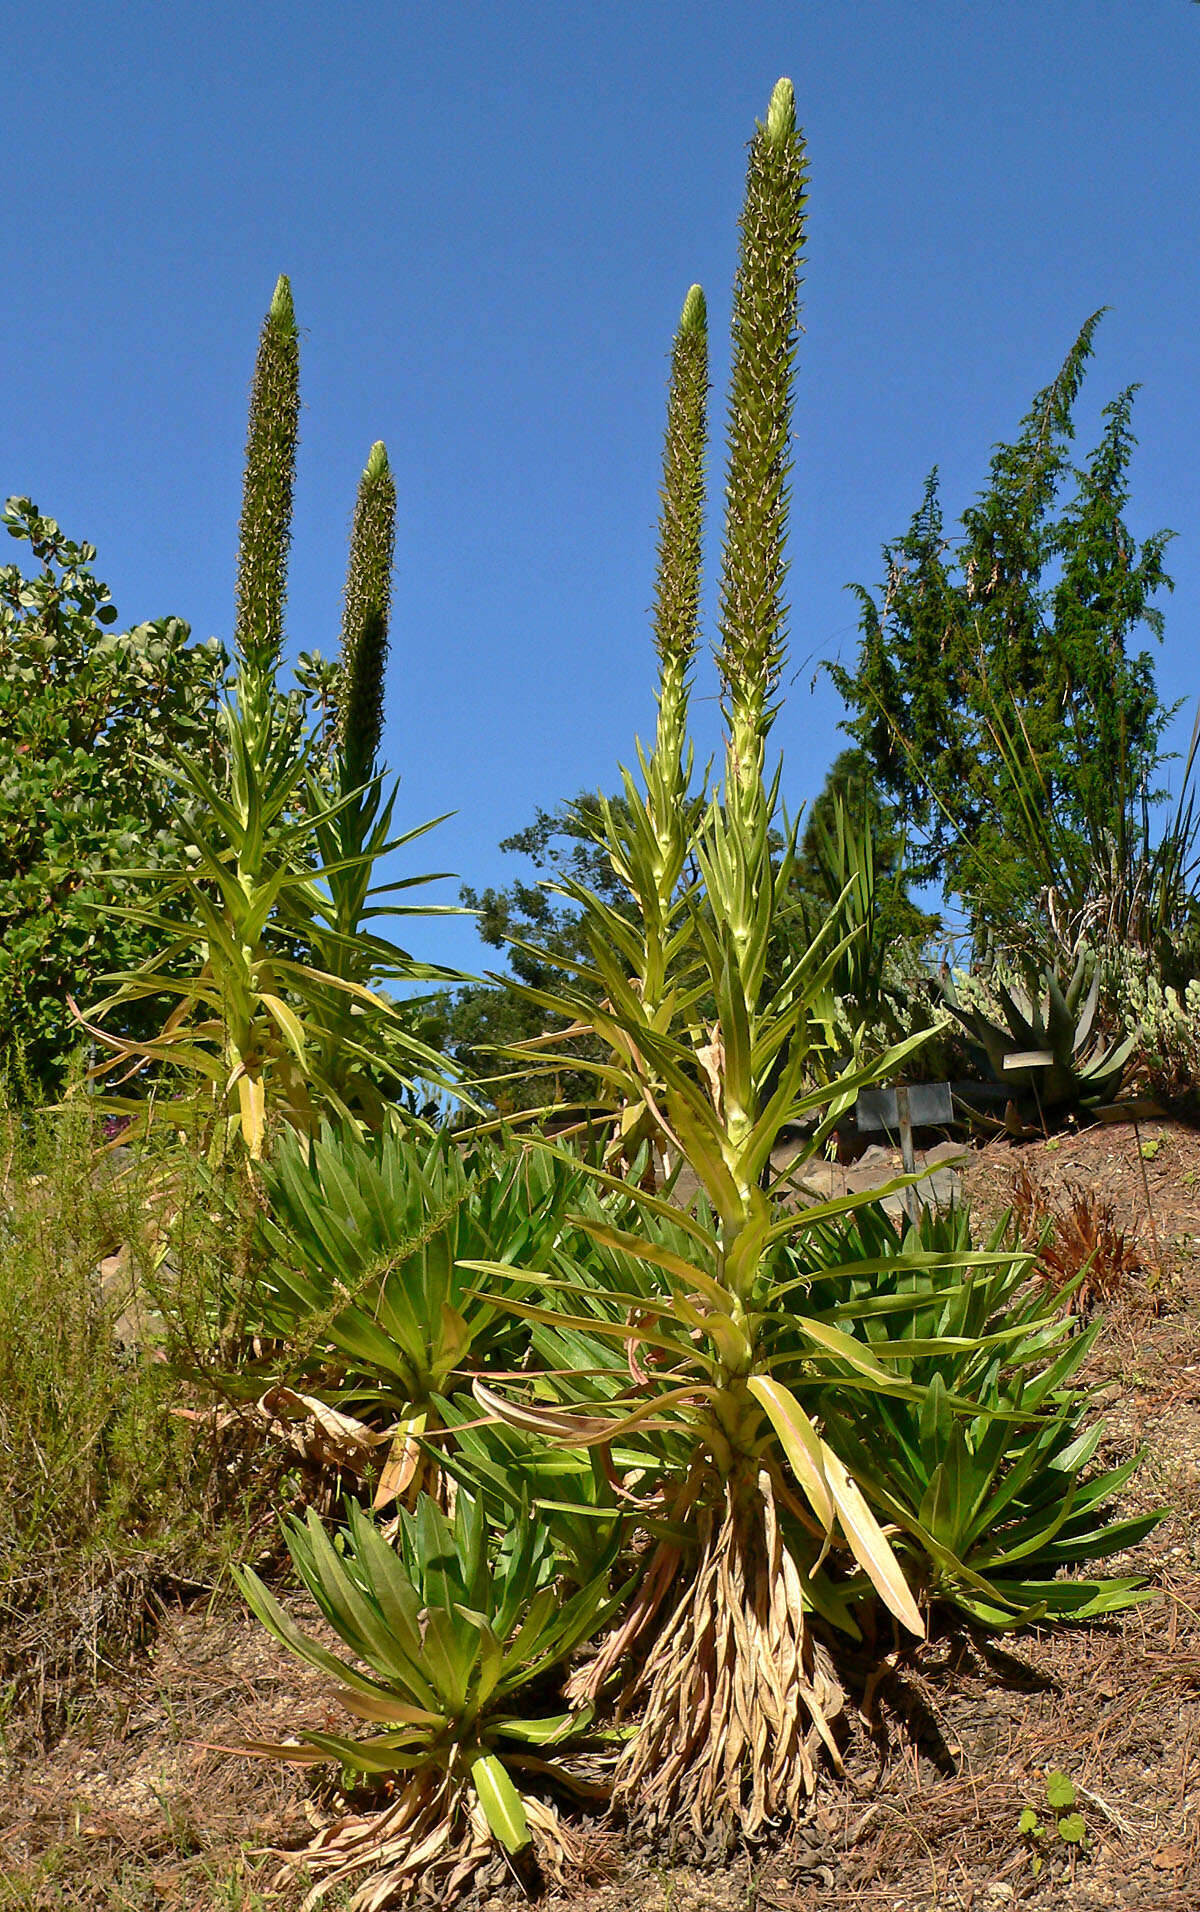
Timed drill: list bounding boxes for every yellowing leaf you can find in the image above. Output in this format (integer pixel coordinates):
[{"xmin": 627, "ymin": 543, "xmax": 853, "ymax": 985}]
[
  {"xmin": 374, "ymin": 1411, "xmax": 428, "ymax": 1510},
  {"xmin": 472, "ymin": 1379, "xmax": 618, "ymax": 1445},
  {"xmin": 259, "ymin": 991, "xmax": 308, "ymax": 1063},
  {"xmin": 469, "ymin": 1751, "xmax": 531, "ymax": 1854},
  {"xmin": 236, "ymin": 1072, "xmax": 267, "ymax": 1158},
  {"xmin": 820, "ymin": 1443, "xmax": 925, "ymax": 1638},
  {"xmin": 747, "ymin": 1375, "xmax": 834, "ymax": 1533}
]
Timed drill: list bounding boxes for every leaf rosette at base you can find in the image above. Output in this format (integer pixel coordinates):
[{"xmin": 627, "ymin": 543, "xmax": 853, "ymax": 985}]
[{"xmin": 235, "ymin": 1493, "xmax": 620, "ymax": 1907}]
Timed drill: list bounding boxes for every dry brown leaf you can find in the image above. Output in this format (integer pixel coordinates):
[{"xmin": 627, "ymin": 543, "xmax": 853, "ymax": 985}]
[{"xmin": 258, "ymin": 1386, "xmax": 390, "ymax": 1475}]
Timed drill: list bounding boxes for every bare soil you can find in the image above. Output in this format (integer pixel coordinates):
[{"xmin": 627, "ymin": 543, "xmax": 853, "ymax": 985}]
[{"xmin": 2, "ymin": 1120, "xmax": 1198, "ymax": 1912}]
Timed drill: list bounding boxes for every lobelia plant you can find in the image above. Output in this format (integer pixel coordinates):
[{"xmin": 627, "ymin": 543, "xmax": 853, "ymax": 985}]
[
  {"xmin": 80, "ymin": 279, "xmax": 456, "ymax": 1156},
  {"xmin": 498, "ymin": 279, "xmax": 712, "ymax": 1175},
  {"xmin": 235, "ymin": 1493, "xmax": 620, "ymax": 1908},
  {"xmin": 299, "ymin": 441, "xmax": 465, "ymax": 1128},
  {"xmin": 465, "ymin": 79, "xmax": 983, "ymax": 1840},
  {"xmin": 249, "ymin": 1120, "xmax": 582, "ymax": 1503}
]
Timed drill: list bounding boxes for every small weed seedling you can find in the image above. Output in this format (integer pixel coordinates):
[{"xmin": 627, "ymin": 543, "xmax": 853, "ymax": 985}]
[{"xmin": 1018, "ymin": 1770, "xmax": 1089, "ymax": 1878}]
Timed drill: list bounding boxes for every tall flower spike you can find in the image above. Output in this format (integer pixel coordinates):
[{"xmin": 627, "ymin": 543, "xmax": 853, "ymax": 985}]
[
  {"xmin": 234, "ymin": 274, "xmax": 299, "ymax": 700},
  {"xmin": 717, "ymin": 77, "xmax": 808, "ymax": 792},
  {"xmin": 643, "ymin": 284, "xmax": 708, "ymax": 896},
  {"xmin": 652, "ymin": 284, "xmax": 708, "ymax": 713},
  {"xmin": 339, "ymin": 440, "xmax": 397, "ymax": 792}
]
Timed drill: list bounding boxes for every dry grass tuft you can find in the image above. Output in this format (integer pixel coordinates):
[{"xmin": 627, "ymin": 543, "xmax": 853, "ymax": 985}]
[{"xmin": 1007, "ymin": 1159, "xmax": 1148, "ymax": 1314}]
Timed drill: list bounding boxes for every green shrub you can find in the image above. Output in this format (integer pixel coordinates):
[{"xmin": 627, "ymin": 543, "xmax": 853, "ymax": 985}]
[
  {"xmin": 0, "ymin": 500, "xmax": 227, "ymax": 1099},
  {"xmin": 0, "ymin": 1100, "xmax": 180, "ymax": 1579}
]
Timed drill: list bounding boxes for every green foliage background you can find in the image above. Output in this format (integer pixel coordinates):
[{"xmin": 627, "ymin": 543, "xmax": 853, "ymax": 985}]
[
  {"xmin": 0, "ymin": 499, "xmax": 227, "ymax": 1097},
  {"xmin": 830, "ymin": 315, "xmax": 1176, "ymax": 946}
]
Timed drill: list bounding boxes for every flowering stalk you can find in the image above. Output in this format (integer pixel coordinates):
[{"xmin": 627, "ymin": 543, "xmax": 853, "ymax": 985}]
[{"xmin": 234, "ymin": 275, "xmax": 299, "ymax": 738}]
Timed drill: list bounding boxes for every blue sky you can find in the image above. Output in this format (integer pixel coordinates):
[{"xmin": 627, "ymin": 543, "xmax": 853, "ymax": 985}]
[{"xmin": 4, "ymin": 1, "xmax": 1198, "ymax": 974}]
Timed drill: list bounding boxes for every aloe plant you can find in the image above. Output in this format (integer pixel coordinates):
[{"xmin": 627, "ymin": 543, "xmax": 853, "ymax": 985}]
[
  {"xmin": 943, "ymin": 951, "xmax": 1137, "ymax": 1113},
  {"xmin": 236, "ymin": 1494, "xmax": 618, "ymax": 1907}
]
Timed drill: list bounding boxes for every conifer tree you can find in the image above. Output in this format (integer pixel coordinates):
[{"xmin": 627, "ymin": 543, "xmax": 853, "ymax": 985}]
[{"xmin": 830, "ymin": 314, "xmax": 1174, "ymax": 948}]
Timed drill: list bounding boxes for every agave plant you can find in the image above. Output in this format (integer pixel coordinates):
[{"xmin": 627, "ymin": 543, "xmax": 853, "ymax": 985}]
[
  {"xmin": 942, "ymin": 950, "xmax": 1137, "ymax": 1114},
  {"xmin": 235, "ymin": 1493, "xmax": 618, "ymax": 1908},
  {"xmin": 253, "ymin": 1121, "xmax": 582, "ymax": 1501},
  {"xmin": 805, "ymin": 1200, "xmax": 1160, "ymax": 1627}
]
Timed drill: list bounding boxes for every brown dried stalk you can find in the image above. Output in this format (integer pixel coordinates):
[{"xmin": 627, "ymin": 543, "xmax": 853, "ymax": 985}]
[
  {"xmin": 570, "ymin": 1466, "xmax": 844, "ymax": 1841},
  {"xmin": 271, "ymin": 1769, "xmax": 585, "ymax": 1911}
]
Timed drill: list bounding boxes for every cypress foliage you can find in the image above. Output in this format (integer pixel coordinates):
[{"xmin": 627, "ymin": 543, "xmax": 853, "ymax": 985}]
[
  {"xmin": 830, "ymin": 312, "xmax": 1175, "ymax": 944},
  {"xmin": 338, "ymin": 440, "xmax": 397, "ymax": 792},
  {"xmin": 716, "ymin": 78, "xmax": 808, "ymax": 790},
  {"xmin": 234, "ymin": 274, "xmax": 299, "ymax": 703}
]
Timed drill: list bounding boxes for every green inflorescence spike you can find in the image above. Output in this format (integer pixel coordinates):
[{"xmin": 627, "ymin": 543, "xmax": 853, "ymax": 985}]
[
  {"xmin": 339, "ymin": 440, "xmax": 398, "ymax": 792},
  {"xmin": 717, "ymin": 77, "xmax": 808, "ymax": 790},
  {"xmin": 234, "ymin": 273, "xmax": 300, "ymax": 701}
]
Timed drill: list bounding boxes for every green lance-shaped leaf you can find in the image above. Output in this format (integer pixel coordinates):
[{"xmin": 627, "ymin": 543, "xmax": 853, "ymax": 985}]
[
  {"xmin": 717, "ymin": 77, "xmax": 808, "ymax": 788},
  {"xmin": 339, "ymin": 439, "xmax": 397, "ymax": 791},
  {"xmin": 234, "ymin": 274, "xmax": 299, "ymax": 695},
  {"xmin": 652, "ymin": 284, "xmax": 708, "ymax": 756}
]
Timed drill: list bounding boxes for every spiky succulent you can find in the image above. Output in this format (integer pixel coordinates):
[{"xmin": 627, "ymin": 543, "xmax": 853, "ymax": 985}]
[
  {"xmin": 943, "ymin": 953, "xmax": 1137, "ymax": 1112},
  {"xmin": 235, "ymin": 1495, "xmax": 617, "ymax": 1908},
  {"xmin": 805, "ymin": 1200, "xmax": 1161, "ymax": 1629},
  {"xmin": 251, "ymin": 1122, "xmax": 580, "ymax": 1499}
]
